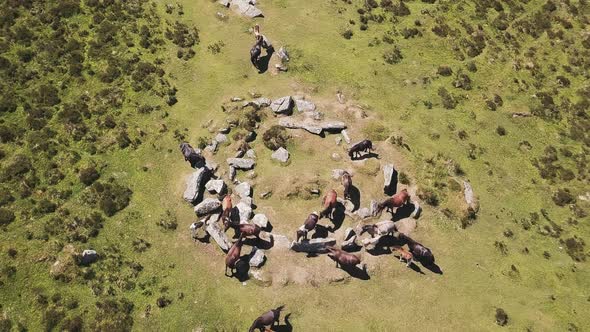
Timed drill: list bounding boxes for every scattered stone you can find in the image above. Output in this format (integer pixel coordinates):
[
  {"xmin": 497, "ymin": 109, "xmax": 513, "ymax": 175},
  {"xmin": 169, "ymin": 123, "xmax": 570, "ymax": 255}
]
[
  {"xmin": 235, "ymin": 182, "xmax": 252, "ymax": 199},
  {"xmin": 80, "ymin": 250, "xmax": 98, "ymax": 265},
  {"xmin": 229, "ymin": 166, "xmax": 237, "ymax": 181},
  {"xmin": 290, "ymin": 238, "xmax": 337, "ymax": 253},
  {"xmin": 194, "ymin": 198, "xmax": 221, "ymax": 216},
  {"xmin": 215, "ymin": 133, "xmax": 228, "ymax": 144},
  {"xmin": 183, "ymin": 168, "xmax": 210, "ymax": 204},
  {"xmin": 395, "ymin": 218, "xmax": 417, "ymax": 234},
  {"xmin": 236, "ymin": 201, "xmax": 253, "ymax": 223},
  {"xmin": 336, "ymin": 91, "xmax": 345, "ymax": 104},
  {"xmin": 335, "ymin": 137, "xmax": 342, "ymax": 145},
  {"xmin": 271, "ymin": 147, "xmax": 290, "ymax": 163},
  {"xmin": 331, "ymin": 153, "xmax": 341, "ymax": 161},
  {"xmin": 249, "ymin": 247, "xmax": 266, "ymax": 268},
  {"xmin": 356, "ymin": 207, "xmax": 372, "ymax": 219},
  {"xmin": 495, "ymin": 308, "xmax": 508, "ymax": 326},
  {"xmin": 205, "ymin": 179, "xmax": 226, "ymax": 194},
  {"xmin": 332, "ymin": 169, "xmax": 347, "ymax": 180},
  {"xmin": 270, "ymin": 96, "xmax": 293, "ymax": 114},
  {"xmin": 230, "ymin": 0, "xmax": 263, "ymax": 18},
  {"xmin": 295, "ymin": 99, "xmax": 316, "ymax": 113},
  {"xmin": 252, "ymin": 214, "xmax": 269, "ymax": 228},
  {"xmin": 227, "ymin": 158, "xmax": 255, "ymax": 170},
  {"xmin": 341, "ymin": 130, "xmax": 351, "ymax": 144},
  {"xmin": 246, "ymin": 149, "xmax": 256, "ymax": 159},
  {"xmin": 383, "ymin": 164, "xmax": 396, "ymax": 189},
  {"xmin": 309, "ymin": 188, "xmax": 320, "ymax": 195},
  {"xmin": 205, "ymin": 217, "xmax": 232, "ymax": 251}
]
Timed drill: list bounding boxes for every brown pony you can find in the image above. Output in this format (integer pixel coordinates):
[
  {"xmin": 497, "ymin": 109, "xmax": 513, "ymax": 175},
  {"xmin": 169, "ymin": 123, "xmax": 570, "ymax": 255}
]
[
  {"xmin": 296, "ymin": 212, "xmax": 319, "ymax": 242},
  {"xmin": 320, "ymin": 189, "xmax": 337, "ymax": 219},
  {"xmin": 227, "ymin": 223, "xmax": 261, "ymax": 238},
  {"xmin": 248, "ymin": 305, "xmax": 285, "ymax": 332},
  {"xmin": 341, "ymin": 171, "xmax": 352, "ymax": 200},
  {"xmin": 375, "ymin": 189, "xmax": 410, "ymax": 216},
  {"xmin": 218, "ymin": 195, "xmax": 233, "ymax": 227},
  {"xmin": 399, "ymin": 233, "xmax": 435, "ymax": 266},
  {"xmin": 393, "ymin": 246, "xmax": 414, "ymax": 267},
  {"xmin": 326, "ymin": 246, "xmax": 361, "ymax": 268},
  {"xmin": 225, "ymin": 235, "xmax": 244, "ymax": 276}
]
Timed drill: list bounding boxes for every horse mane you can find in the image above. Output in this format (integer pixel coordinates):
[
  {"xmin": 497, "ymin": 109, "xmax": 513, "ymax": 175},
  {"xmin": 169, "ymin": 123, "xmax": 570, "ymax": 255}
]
[{"xmin": 274, "ymin": 305, "xmax": 285, "ymax": 312}]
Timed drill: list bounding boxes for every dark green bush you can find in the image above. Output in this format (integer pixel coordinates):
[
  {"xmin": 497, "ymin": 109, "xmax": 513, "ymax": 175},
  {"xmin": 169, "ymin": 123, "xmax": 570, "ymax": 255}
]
[
  {"xmin": 157, "ymin": 210, "xmax": 177, "ymax": 230},
  {"xmin": 552, "ymin": 188, "xmax": 575, "ymax": 206},
  {"xmin": 0, "ymin": 208, "xmax": 16, "ymax": 226},
  {"xmin": 263, "ymin": 126, "xmax": 290, "ymax": 150},
  {"xmin": 496, "ymin": 126, "xmax": 507, "ymax": 136},
  {"xmin": 383, "ymin": 47, "xmax": 403, "ymax": 64},
  {"xmin": 418, "ymin": 188, "xmax": 439, "ymax": 206},
  {"xmin": 438, "ymin": 87, "xmax": 458, "ymax": 109},
  {"xmin": 90, "ymin": 298, "xmax": 134, "ymax": 332},
  {"xmin": 341, "ymin": 28, "xmax": 353, "ymax": 39},
  {"xmin": 437, "ymin": 65, "xmax": 452, "ymax": 76},
  {"xmin": 79, "ymin": 166, "xmax": 100, "ymax": 186}
]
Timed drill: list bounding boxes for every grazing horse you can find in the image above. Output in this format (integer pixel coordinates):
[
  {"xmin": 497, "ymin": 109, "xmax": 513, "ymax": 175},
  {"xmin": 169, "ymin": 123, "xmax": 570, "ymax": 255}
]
[
  {"xmin": 327, "ymin": 246, "xmax": 362, "ymax": 268},
  {"xmin": 249, "ymin": 305, "xmax": 285, "ymax": 332},
  {"xmin": 360, "ymin": 220, "xmax": 396, "ymax": 238},
  {"xmin": 375, "ymin": 189, "xmax": 410, "ymax": 216},
  {"xmin": 225, "ymin": 235, "xmax": 244, "ymax": 276},
  {"xmin": 399, "ymin": 233, "xmax": 435, "ymax": 266},
  {"xmin": 393, "ymin": 246, "xmax": 413, "ymax": 267},
  {"xmin": 226, "ymin": 223, "xmax": 261, "ymax": 239},
  {"xmin": 296, "ymin": 212, "xmax": 319, "ymax": 242},
  {"xmin": 250, "ymin": 36, "xmax": 263, "ymax": 70},
  {"xmin": 348, "ymin": 139, "xmax": 373, "ymax": 159},
  {"xmin": 218, "ymin": 195, "xmax": 233, "ymax": 226},
  {"xmin": 179, "ymin": 142, "xmax": 205, "ymax": 168},
  {"xmin": 341, "ymin": 171, "xmax": 353, "ymax": 200},
  {"xmin": 320, "ymin": 189, "xmax": 338, "ymax": 219}
]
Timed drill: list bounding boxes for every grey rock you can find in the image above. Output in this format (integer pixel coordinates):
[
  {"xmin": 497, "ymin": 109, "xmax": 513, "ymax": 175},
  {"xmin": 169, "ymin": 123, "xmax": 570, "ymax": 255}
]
[
  {"xmin": 332, "ymin": 169, "xmax": 346, "ymax": 180},
  {"xmin": 362, "ymin": 236, "xmax": 381, "ymax": 251},
  {"xmin": 271, "ymin": 147, "xmax": 290, "ymax": 163},
  {"xmin": 341, "ymin": 130, "xmax": 351, "ymax": 144},
  {"xmin": 309, "ymin": 188, "xmax": 320, "ymax": 195},
  {"xmin": 383, "ymin": 164, "xmax": 396, "ymax": 189},
  {"xmin": 240, "ymin": 197, "xmax": 253, "ymax": 207},
  {"xmin": 215, "ymin": 133, "xmax": 228, "ymax": 144},
  {"xmin": 411, "ymin": 202, "xmax": 421, "ymax": 219},
  {"xmin": 277, "ymin": 46, "xmax": 290, "ymax": 62},
  {"xmin": 342, "ymin": 235, "xmax": 360, "ymax": 252},
  {"xmin": 246, "ymin": 149, "xmax": 256, "ymax": 159},
  {"xmin": 322, "ymin": 121, "xmax": 347, "ymax": 131},
  {"xmin": 270, "ymin": 96, "xmax": 293, "ymax": 114},
  {"xmin": 229, "ymin": 166, "xmax": 237, "ymax": 181},
  {"xmin": 206, "ymin": 160, "xmax": 219, "ymax": 172},
  {"xmin": 395, "ymin": 218, "xmax": 417, "ymax": 235},
  {"xmin": 227, "ymin": 158, "xmax": 255, "ymax": 170},
  {"xmin": 235, "ymin": 150, "xmax": 245, "ymax": 158},
  {"xmin": 290, "ymin": 238, "xmax": 337, "ymax": 253},
  {"xmin": 369, "ymin": 200, "xmax": 379, "ymax": 217},
  {"xmin": 295, "ymin": 99, "xmax": 316, "ymax": 113},
  {"xmin": 230, "ymin": 97, "xmax": 243, "ymax": 102},
  {"xmin": 230, "ymin": 0, "xmax": 263, "ymax": 18},
  {"xmin": 205, "ymin": 217, "xmax": 232, "ymax": 251},
  {"xmin": 252, "ymin": 214, "xmax": 269, "ymax": 228},
  {"xmin": 194, "ymin": 198, "xmax": 221, "ymax": 216},
  {"xmin": 331, "ymin": 153, "xmax": 341, "ymax": 161},
  {"xmin": 183, "ymin": 168, "xmax": 210, "ymax": 204},
  {"xmin": 235, "ymin": 182, "xmax": 252, "ymax": 199},
  {"xmin": 236, "ymin": 201, "xmax": 252, "ymax": 223},
  {"xmin": 249, "ymin": 247, "xmax": 266, "ymax": 268},
  {"xmin": 205, "ymin": 140, "xmax": 218, "ymax": 153},
  {"xmin": 463, "ymin": 181, "xmax": 478, "ymax": 211},
  {"xmin": 356, "ymin": 207, "xmax": 372, "ymax": 219},
  {"xmin": 205, "ymin": 179, "xmax": 226, "ymax": 194},
  {"xmin": 243, "ymin": 97, "xmax": 271, "ymax": 109},
  {"xmin": 80, "ymin": 250, "xmax": 98, "ymax": 265}
]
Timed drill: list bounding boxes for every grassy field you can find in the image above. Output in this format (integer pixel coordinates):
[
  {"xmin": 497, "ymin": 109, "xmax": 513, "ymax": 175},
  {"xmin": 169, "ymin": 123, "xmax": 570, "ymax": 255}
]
[{"xmin": 1, "ymin": 0, "xmax": 589, "ymax": 331}]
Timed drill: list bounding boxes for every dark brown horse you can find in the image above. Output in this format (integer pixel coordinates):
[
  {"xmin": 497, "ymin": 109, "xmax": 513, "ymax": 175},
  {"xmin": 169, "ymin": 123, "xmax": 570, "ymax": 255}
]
[
  {"xmin": 296, "ymin": 212, "xmax": 319, "ymax": 242},
  {"xmin": 341, "ymin": 171, "xmax": 352, "ymax": 200},
  {"xmin": 225, "ymin": 235, "xmax": 244, "ymax": 276},
  {"xmin": 248, "ymin": 305, "xmax": 285, "ymax": 332},
  {"xmin": 375, "ymin": 189, "xmax": 410, "ymax": 216},
  {"xmin": 227, "ymin": 223, "xmax": 261, "ymax": 238},
  {"xmin": 399, "ymin": 233, "xmax": 435, "ymax": 266},
  {"xmin": 348, "ymin": 139, "xmax": 373, "ymax": 159},
  {"xmin": 327, "ymin": 246, "xmax": 361, "ymax": 268},
  {"xmin": 179, "ymin": 142, "xmax": 205, "ymax": 168},
  {"xmin": 218, "ymin": 195, "xmax": 233, "ymax": 226},
  {"xmin": 250, "ymin": 35, "xmax": 263, "ymax": 70},
  {"xmin": 320, "ymin": 189, "xmax": 337, "ymax": 219}
]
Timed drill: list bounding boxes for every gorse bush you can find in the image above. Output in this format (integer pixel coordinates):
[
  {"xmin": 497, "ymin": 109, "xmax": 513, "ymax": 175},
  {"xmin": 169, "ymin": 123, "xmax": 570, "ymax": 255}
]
[{"xmin": 263, "ymin": 126, "xmax": 291, "ymax": 150}]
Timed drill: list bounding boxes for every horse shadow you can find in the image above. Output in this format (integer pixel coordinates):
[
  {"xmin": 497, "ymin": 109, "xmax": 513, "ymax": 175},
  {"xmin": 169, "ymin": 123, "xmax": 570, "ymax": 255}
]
[
  {"xmin": 383, "ymin": 169, "xmax": 398, "ymax": 196},
  {"xmin": 244, "ymin": 236, "xmax": 273, "ymax": 250},
  {"xmin": 272, "ymin": 313, "xmax": 293, "ymax": 332},
  {"xmin": 366, "ymin": 235, "xmax": 405, "ymax": 256},
  {"xmin": 311, "ymin": 225, "xmax": 330, "ymax": 239},
  {"xmin": 352, "ymin": 152, "xmax": 379, "ymax": 161},
  {"xmin": 257, "ymin": 47, "xmax": 274, "ymax": 74},
  {"xmin": 234, "ymin": 258, "xmax": 250, "ymax": 282},
  {"xmin": 392, "ymin": 203, "xmax": 415, "ymax": 222},
  {"xmin": 327, "ymin": 203, "xmax": 346, "ymax": 232},
  {"xmin": 341, "ymin": 264, "xmax": 370, "ymax": 280},
  {"xmin": 408, "ymin": 262, "xmax": 426, "ymax": 275},
  {"xmin": 419, "ymin": 259, "xmax": 443, "ymax": 275},
  {"xmin": 348, "ymin": 185, "xmax": 361, "ymax": 211}
]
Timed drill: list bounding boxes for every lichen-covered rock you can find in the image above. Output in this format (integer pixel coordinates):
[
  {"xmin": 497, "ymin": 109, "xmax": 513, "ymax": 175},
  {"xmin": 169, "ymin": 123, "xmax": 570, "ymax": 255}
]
[
  {"xmin": 205, "ymin": 217, "xmax": 232, "ymax": 252},
  {"xmin": 295, "ymin": 99, "xmax": 316, "ymax": 113},
  {"xmin": 235, "ymin": 182, "xmax": 251, "ymax": 199},
  {"xmin": 383, "ymin": 164, "xmax": 395, "ymax": 189},
  {"xmin": 194, "ymin": 198, "xmax": 221, "ymax": 216},
  {"xmin": 271, "ymin": 147, "xmax": 290, "ymax": 163},
  {"xmin": 236, "ymin": 201, "xmax": 252, "ymax": 223},
  {"xmin": 227, "ymin": 158, "xmax": 255, "ymax": 170},
  {"xmin": 246, "ymin": 149, "xmax": 256, "ymax": 159},
  {"xmin": 270, "ymin": 96, "xmax": 293, "ymax": 114},
  {"xmin": 341, "ymin": 129, "xmax": 351, "ymax": 144},
  {"xmin": 252, "ymin": 214, "xmax": 269, "ymax": 228},
  {"xmin": 249, "ymin": 247, "xmax": 266, "ymax": 267},
  {"xmin": 205, "ymin": 179, "xmax": 226, "ymax": 194},
  {"xmin": 183, "ymin": 168, "xmax": 210, "ymax": 204}
]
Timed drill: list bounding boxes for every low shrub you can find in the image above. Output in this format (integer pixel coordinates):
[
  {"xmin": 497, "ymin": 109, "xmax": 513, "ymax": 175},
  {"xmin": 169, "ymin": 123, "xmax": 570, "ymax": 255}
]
[
  {"xmin": 383, "ymin": 47, "xmax": 403, "ymax": 64},
  {"xmin": 263, "ymin": 126, "xmax": 290, "ymax": 150}
]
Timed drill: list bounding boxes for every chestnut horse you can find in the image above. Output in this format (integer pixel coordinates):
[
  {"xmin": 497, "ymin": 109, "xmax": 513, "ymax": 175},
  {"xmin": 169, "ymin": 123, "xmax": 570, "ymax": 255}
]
[
  {"xmin": 375, "ymin": 189, "xmax": 410, "ymax": 216},
  {"xmin": 218, "ymin": 195, "xmax": 233, "ymax": 226},
  {"xmin": 348, "ymin": 139, "xmax": 373, "ymax": 159},
  {"xmin": 225, "ymin": 235, "xmax": 244, "ymax": 276},
  {"xmin": 249, "ymin": 305, "xmax": 285, "ymax": 332},
  {"xmin": 360, "ymin": 220, "xmax": 396, "ymax": 238},
  {"xmin": 341, "ymin": 171, "xmax": 352, "ymax": 200},
  {"xmin": 393, "ymin": 246, "xmax": 413, "ymax": 267},
  {"xmin": 327, "ymin": 246, "xmax": 361, "ymax": 268},
  {"xmin": 226, "ymin": 223, "xmax": 261, "ymax": 239},
  {"xmin": 296, "ymin": 212, "xmax": 319, "ymax": 242},
  {"xmin": 399, "ymin": 233, "xmax": 435, "ymax": 266},
  {"xmin": 320, "ymin": 189, "xmax": 337, "ymax": 219}
]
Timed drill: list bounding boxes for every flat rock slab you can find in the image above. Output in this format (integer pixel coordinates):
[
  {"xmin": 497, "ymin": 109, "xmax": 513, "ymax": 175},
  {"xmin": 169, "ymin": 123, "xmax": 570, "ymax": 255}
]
[
  {"xmin": 341, "ymin": 129, "xmax": 351, "ymax": 144},
  {"xmin": 236, "ymin": 201, "xmax": 252, "ymax": 223},
  {"xmin": 235, "ymin": 182, "xmax": 252, "ymax": 199},
  {"xmin": 278, "ymin": 118, "xmax": 346, "ymax": 135},
  {"xmin": 356, "ymin": 207, "xmax": 372, "ymax": 219},
  {"xmin": 252, "ymin": 214, "xmax": 269, "ymax": 228},
  {"xmin": 261, "ymin": 233, "xmax": 290, "ymax": 249},
  {"xmin": 205, "ymin": 179, "xmax": 226, "ymax": 194},
  {"xmin": 229, "ymin": 0, "xmax": 263, "ymax": 18},
  {"xmin": 463, "ymin": 180, "xmax": 478, "ymax": 211},
  {"xmin": 271, "ymin": 147, "xmax": 290, "ymax": 162},
  {"xmin": 249, "ymin": 248, "xmax": 266, "ymax": 268},
  {"xmin": 295, "ymin": 99, "xmax": 316, "ymax": 113},
  {"xmin": 243, "ymin": 97, "xmax": 271, "ymax": 109},
  {"xmin": 194, "ymin": 198, "xmax": 221, "ymax": 216},
  {"xmin": 227, "ymin": 158, "xmax": 255, "ymax": 170},
  {"xmin": 183, "ymin": 168, "xmax": 210, "ymax": 204},
  {"xmin": 205, "ymin": 218, "xmax": 232, "ymax": 252},
  {"xmin": 395, "ymin": 218, "xmax": 417, "ymax": 234},
  {"xmin": 271, "ymin": 96, "xmax": 293, "ymax": 114},
  {"xmin": 383, "ymin": 164, "xmax": 396, "ymax": 188},
  {"xmin": 290, "ymin": 238, "xmax": 337, "ymax": 253}
]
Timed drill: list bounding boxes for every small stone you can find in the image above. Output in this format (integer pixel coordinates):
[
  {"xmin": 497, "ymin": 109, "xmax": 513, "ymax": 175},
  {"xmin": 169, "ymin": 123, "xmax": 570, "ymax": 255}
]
[
  {"xmin": 464, "ymin": 181, "xmax": 478, "ymax": 211},
  {"xmin": 231, "ymin": 97, "xmax": 243, "ymax": 102},
  {"xmin": 80, "ymin": 250, "xmax": 98, "ymax": 265},
  {"xmin": 215, "ymin": 133, "xmax": 228, "ymax": 144},
  {"xmin": 205, "ymin": 179, "xmax": 226, "ymax": 194},
  {"xmin": 341, "ymin": 130, "xmax": 351, "ymax": 144},
  {"xmin": 246, "ymin": 149, "xmax": 256, "ymax": 159},
  {"xmin": 205, "ymin": 140, "xmax": 218, "ymax": 153},
  {"xmin": 271, "ymin": 147, "xmax": 290, "ymax": 163},
  {"xmin": 331, "ymin": 153, "xmax": 341, "ymax": 161},
  {"xmin": 235, "ymin": 182, "xmax": 252, "ymax": 199},
  {"xmin": 252, "ymin": 214, "xmax": 269, "ymax": 228},
  {"xmin": 194, "ymin": 198, "xmax": 221, "ymax": 216},
  {"xmin": 335, "ymin": 137, "xmax": 342, "ymax": 145},
  {"xmin": 245, "ymin": 131, "xmax": 257, "ymax": 142},
  {"xmin": 309, "ymin": 189, "xmax": 320, "ymax": 195},
  {"xmin": 249, "ymin": 247, "xmax": 266, "ymax": 268}
]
